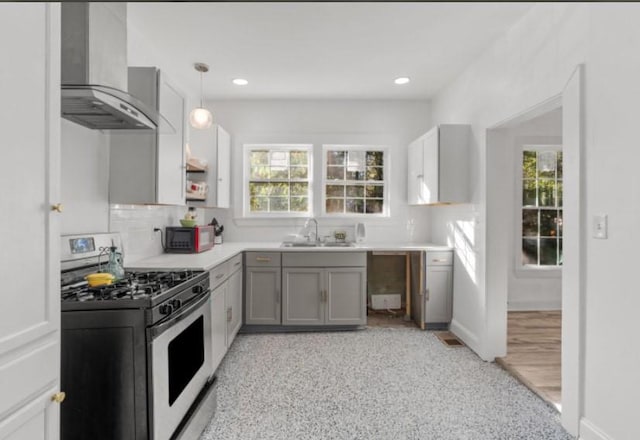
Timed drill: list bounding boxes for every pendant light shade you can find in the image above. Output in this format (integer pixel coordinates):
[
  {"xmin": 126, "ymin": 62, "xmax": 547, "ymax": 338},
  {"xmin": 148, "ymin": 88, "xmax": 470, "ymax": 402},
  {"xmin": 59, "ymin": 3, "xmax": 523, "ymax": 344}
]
[{"xmin": 190, "ymin": 62, "xmax": 213, "ymax": 129}]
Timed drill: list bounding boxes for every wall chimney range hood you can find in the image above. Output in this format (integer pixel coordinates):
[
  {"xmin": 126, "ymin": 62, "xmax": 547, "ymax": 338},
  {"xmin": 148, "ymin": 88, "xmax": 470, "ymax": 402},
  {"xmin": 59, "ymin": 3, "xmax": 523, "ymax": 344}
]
[{"xmin": 61, "ymin": 3, "xmax": 170, "ymax": 131}]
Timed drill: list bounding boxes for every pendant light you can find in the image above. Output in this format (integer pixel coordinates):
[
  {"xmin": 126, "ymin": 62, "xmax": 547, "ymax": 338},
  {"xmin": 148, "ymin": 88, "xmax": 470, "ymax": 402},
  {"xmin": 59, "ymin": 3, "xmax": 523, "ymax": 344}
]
[{"xmin": 189, "ymin": 62, "xmax": 213, "ymax": 129}]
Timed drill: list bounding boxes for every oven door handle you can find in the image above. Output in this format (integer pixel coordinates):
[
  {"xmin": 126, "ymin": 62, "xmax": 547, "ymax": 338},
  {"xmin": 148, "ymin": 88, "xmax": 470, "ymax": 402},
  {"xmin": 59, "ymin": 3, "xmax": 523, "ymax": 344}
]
[{"xmin": 150, "ymin": 290, "xmax": 210, "ymax": 339}]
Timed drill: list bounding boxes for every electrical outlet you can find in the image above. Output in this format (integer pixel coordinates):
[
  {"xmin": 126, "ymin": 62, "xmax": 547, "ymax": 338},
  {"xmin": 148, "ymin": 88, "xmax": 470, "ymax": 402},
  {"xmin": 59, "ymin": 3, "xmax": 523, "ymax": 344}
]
[{"xmin": 593, "ymin": 214, "xmax": 608, "ymax": 239}]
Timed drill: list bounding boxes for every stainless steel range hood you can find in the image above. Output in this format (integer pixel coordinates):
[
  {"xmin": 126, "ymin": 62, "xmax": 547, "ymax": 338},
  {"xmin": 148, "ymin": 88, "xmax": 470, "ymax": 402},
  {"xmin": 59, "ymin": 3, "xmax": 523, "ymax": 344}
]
[{"xmin": 61, "ymin": 3, "xmax": 165, "ymax": 131}]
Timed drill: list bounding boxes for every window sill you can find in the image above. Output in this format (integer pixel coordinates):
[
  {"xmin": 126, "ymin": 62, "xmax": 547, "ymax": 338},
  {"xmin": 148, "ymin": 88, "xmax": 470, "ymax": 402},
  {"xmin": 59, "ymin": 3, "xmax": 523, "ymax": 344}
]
[{"xmin": 514, "ymin": 265, "xmax": 562, "ymax": 279}]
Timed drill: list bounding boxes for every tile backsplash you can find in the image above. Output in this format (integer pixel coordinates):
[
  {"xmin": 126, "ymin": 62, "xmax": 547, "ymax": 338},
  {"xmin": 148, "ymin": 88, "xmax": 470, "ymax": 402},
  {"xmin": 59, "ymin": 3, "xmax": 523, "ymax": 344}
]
[{"xmin": 110, "ymin": 204, "xmax": 206, "ymax": 264}]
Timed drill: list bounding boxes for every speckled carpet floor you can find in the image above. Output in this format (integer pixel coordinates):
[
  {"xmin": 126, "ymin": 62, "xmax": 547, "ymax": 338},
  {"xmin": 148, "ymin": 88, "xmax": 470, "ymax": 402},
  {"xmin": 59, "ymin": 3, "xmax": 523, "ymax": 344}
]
[{"xmin": 200, "ymin": 328, "xmax": 573, "ymax": 440}]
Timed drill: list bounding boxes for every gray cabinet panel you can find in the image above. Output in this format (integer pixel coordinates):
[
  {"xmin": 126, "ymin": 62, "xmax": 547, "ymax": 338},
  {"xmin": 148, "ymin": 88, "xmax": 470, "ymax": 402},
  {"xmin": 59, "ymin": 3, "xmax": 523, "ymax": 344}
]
[
  {"xmin": 245, "ymin": 252, "xmax": 281, "ymax": 267},
  {"xmin": 282, "ymin": 252, "xmax": 366, "ymax": 267},
  {"xmin": 425, "ymin": 265, "xmax": 453, "ymax": 324},
  {"xmin": 226, "ymin": 269, "xmax": 243, "ymax": 345},
  {"xmin": 245, "ymin": 267, "xmax": 281, "ymax": 325},
  {"xmin": 210, "ymin": 283, "xmax": 227, "ymax": 372},
  {"xmin": 326, "ymin": 268, "xmax": 366, "ymax": 325},
  {"xmin": 282, "ymin": 268, "xmax": 324, "ymax": 325}
]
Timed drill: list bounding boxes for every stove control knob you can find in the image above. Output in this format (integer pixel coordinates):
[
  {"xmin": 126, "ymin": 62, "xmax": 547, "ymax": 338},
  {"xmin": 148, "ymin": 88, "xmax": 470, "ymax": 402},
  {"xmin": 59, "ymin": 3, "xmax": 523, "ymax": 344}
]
[
  {"xmin": 171, "ymin": 299, "xmax": 182, "ymax": 310},
  {"xmin": 159, "ymin": 304, "xmax": 174, "ymax": 315},
  {"xmin": 192, "ymin": 285, "xmax": 204, "ymax": 294}
]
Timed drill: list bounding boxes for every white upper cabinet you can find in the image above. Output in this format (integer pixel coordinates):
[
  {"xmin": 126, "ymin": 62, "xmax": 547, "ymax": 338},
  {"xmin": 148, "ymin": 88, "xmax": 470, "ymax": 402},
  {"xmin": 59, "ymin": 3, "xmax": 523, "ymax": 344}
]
[
  {"xmin": 407, "ymin": 124, "xmax": 471, "ymax": 205},
  {"xmin": 187, "ymin": 125, "xmax": 231, "ymax": 208},
  {"xmin": 110, "ymin": 67, "xmax": 186, "ymax": 205}
]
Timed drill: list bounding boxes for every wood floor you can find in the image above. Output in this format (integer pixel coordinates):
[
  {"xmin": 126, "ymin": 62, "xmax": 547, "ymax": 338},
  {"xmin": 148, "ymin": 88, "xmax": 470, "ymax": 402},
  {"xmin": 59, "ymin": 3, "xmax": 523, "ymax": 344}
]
[{"xmin": 496, "ymin": 311, "xmax": 562, "ymax": 411}]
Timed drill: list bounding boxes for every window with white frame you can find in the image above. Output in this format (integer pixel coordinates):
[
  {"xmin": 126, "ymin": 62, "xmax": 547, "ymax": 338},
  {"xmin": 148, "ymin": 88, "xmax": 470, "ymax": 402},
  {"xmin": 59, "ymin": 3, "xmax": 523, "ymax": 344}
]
[
  {"xmin": 322, "ymin": 145, "xmax": 388, "ymax": 215},
  {"xmin": 244, "ymin": 144, "xmax": 312, "ymax": 216},
  {"xmin": 521, "ymin": 146, "xmax": 563, "ymax": 267}
]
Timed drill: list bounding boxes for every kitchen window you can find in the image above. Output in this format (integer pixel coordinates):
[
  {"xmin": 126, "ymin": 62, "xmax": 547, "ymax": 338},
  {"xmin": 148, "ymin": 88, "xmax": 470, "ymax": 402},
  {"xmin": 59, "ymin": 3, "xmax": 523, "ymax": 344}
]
[
  {"xmin": 243, "ymin": 144, "xmax": 312, "ymax": 216},
  {"xmin": 322, "ymin": 145, "xmax": 388, "ymax": 216},
  {"xmin": 520, "ymin": 146, "xmax": 563, "ymax": 267}
]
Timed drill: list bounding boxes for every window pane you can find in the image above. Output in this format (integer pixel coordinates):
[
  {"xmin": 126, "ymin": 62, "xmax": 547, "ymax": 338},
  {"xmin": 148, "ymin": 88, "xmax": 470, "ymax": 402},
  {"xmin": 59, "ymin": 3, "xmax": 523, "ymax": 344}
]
[
  {"xmin": 250, "ymin": 166, "xmax": 270, "ymax": 179},
  {"xmin": 270, "ymin": 183, "xmax": 289, "ymax": 196},
  {"xmin": 327, "ymin": 151, "xmax": 345, "ymax": 165},
  {"xmin": 522, "ymin": 238, "xmax": 538, "ymax": 265},
  {"xmin": 290, "ymin": 197, "xmax": 308, "ymax": 212},
  {"xmin": 559, "ymin": 238, "xmax": 563, "ymax": 265},
  {"xmin": 346, "ymin": 185, "xmax": 364, "ymax": 197},
  {"xmin": 540, "ymin": 238, "xmax": 558, "ymax": 265},
  {"xmin": 523, "ymin": 180, "xmax": 536, "ymax": 206},
  {"xmin": 326, "ymin": 185, "xmax": 344, "ymax": 197},
  {"xmin": 538, "ymin": 151, "xmax": 557, "ymax": 178},
  {"xmin": 523, "ymin": 151, "xmax": 536, "ymax": 178},
  {"xmin": 557, "ymin": 180, "xmax": 563, "ymax": 206},
  {"xmin": 326, "ymin": 199, "xmax": 344, "ymax": 213},
  {"xmin": 557, "ymin": 152, "xmax": 563, "ymax": 178},
  {"xmin": 250, "ymin": 197, "xmax": 268, "ymax": 212},
  {"xmin": 270, "ymin": 151, "xmax": 288, "ymax": 167},
  {"xmin": 367, "ymin": 167, "xmax": 383, "ymax": 181},
  {"xmin": 249, "ymin": 182, "xmax": 271, "ymax": 196},
  {"xmin": 538, "ymin": 179, "xmax": 556, "ymax": 207},
  {"xmin": 269, "ymin": 197, "xmax": 289, "ymax": 211},
  {"xmin": 366, "ymin": 200, "xmax": 383, "ymax": 214},
  {"xmin": 290, "ymin": 166, "xmax": 308, "ymax": 179},
  {"xmin": 347, "ymin": 151, "xmax": 366, "ymax": 172},
  {"xmin": 366, "ymin": 151, "xmax": 384, "ymax": 166},
  {"xmin": 346, "ymin": 169, "xmax": 366, "ymax": 180},
  {"xmin": 250, "ymin": 151, "xmax": 268, "ymax": 166},
  {"xmin": 290, "ymin": 151, "xmax": 308, "ymax": 165},
  {"xmin": 270, "ymin": 167, "xmax": 288, "ymax": 179},
  {"xmin": 327, "ymin": 166, "xmax": 345, "ymax": 180},
  {"xmin": 290, "ymin": 182, "xmax": 308, "ymax": 196},
  {"xmin": 346, "ymin": 198, "xmax": 364, "ymax": 213},
  {"xmin": 522, "ymin": 210, "xmax": 538, "ymax": 236},
  {"xmin": 540, "ymin": 209, "xmax": 560, "ymax": 236},
  {"xmin": 366, "ymin": 184, "xmax": 384, "ymax": 198}
]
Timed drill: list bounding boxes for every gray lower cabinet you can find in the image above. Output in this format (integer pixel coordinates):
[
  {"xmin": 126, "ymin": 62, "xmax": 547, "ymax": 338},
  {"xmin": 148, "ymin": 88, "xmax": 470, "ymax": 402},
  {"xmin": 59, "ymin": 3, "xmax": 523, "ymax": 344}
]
[
  {"xmin": 210, "ymin": 281, "xmax": 228, "ymax": 372},
  {"xmin": 244, "ymin": 252, "xmax": 282, "ymax": 325},
  {"xmin": 226, "ymin": 267, "xmax": 243, "ymax": 346},
  {"xmin": 282, "ymin": 252, "xmax": 367, "ymax": 326},
  {"xmin": 425, "ymin": 251, "xmax": 454, "ymax": 325}
]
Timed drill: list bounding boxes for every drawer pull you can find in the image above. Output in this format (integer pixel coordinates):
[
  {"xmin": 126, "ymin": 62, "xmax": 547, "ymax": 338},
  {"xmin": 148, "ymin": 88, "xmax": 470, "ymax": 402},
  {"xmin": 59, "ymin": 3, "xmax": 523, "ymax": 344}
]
[
  {"xmin": 51, "ymin": 391, "xmax": 66, "ymax": 403},
  {"xmin": 255, "ymin": 257, "xmax": 271, "ymax": 262},
  {"xmin": 234, "ymin": 261, "xmax": 241, "ymax": 266},
  {"xmin": 432, "ymin": 259, "xmax": 448, "ymax": 263},
  {"xmin": 215, "ymin": 273, "xmax": 225, "ymax": 280}
]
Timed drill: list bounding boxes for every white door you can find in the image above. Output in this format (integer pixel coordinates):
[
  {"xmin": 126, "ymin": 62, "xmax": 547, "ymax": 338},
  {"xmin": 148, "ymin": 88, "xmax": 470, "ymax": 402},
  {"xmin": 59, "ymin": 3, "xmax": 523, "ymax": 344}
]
[
  {"xmin": 157, "ymin": 72, "xmax": 186, "ymax": 205},
  {"xmin": 0, "ymin": 4, "xmax": 62, "ymax": 440},
  {"xmin": 422, "ymin": 127, "xmax": 439, "ymax": 204},
  {"xmin": 216, "ymin": 127, "xmax": 231, "ymax": 208},
  {"xmin": 407, "ymin": 139, "xmax": 423, "ymax": 205}
]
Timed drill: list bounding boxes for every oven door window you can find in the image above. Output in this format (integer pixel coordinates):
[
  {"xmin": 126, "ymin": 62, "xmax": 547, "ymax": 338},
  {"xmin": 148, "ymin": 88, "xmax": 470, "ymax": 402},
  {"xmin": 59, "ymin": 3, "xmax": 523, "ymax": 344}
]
[{"xmin": 167, "ymin": 316, "xmax": 204, "ymax": 405}]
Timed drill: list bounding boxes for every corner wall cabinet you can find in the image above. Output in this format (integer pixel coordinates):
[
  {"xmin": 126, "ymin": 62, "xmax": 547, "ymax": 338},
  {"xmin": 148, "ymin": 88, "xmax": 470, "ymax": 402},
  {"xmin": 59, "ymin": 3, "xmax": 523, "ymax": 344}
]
[
  {"xmin": 110, "ymin": 67, "xmax": 186, "ymax": 205},
  {"xmin": 408, "ymin": 124, "xmax": 470, "ymax": 205},
  {"xmin": 187, "ymin": 124, "xmax": 231, "ymax": 208},
  {"xmin": 282, "ymin": 252, "xmax": 367, "ymax": 326}
]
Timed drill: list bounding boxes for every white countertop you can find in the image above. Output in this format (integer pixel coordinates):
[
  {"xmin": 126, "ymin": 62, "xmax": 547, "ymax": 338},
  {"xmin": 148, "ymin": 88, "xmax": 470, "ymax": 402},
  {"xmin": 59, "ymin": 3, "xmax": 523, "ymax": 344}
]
[{"xmin": 125, "ymin": 241, "xmax": 453, "ymax": 272}]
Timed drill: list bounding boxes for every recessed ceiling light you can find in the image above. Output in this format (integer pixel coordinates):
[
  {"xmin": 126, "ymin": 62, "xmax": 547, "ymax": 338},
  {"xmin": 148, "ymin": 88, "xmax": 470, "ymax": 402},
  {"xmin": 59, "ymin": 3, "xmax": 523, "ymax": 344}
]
[
  {"xmin": 233, "ymin": 78, "xmax": 248, "ymax": 86},
  {"xmin": 394, "ymin": 77, "xmax": 410, "ymax": 85}
]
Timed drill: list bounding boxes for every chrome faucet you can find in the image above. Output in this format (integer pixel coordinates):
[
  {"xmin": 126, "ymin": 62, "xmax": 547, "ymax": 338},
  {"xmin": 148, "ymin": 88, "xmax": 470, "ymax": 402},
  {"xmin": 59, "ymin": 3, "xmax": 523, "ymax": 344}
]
[{"xmin": 304, "ymin": 218, "xmax": 319, "ymax": 243}]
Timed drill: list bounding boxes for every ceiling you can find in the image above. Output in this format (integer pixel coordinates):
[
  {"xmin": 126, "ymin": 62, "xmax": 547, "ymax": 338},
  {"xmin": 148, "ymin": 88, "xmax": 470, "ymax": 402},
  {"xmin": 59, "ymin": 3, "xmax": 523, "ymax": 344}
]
[{"xmin": 128, "ymin": 3, "xmax": 533, "ymax": 100}]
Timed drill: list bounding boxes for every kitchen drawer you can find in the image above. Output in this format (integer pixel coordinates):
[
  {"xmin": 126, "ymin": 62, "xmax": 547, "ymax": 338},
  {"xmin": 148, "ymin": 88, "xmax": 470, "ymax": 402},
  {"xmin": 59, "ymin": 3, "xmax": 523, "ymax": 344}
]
[
  {"xmin": 209, "ymin": 261, "xmax": 230, "ymax": 290},
  {"xmin": 245, "ymin": 252, "xmax": 281, "ymax": 267},
  {"xmin": 282, "ymin": 252, "xmax": 366, "ymax": 268},
  {"xmin": 425, "ymin": 251, "xmax": 453, "ymax": 266},
  {"xmin": 227, "ymin": 254, "xmax": 243, "ymax": 273}
]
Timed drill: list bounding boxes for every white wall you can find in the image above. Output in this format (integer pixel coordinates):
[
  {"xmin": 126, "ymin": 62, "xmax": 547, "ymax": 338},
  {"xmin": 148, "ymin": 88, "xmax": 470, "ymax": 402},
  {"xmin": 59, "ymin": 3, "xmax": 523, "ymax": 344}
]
[
  {"xmin": 208, "ymin": 99, "xmax": 432, "ymax": 243},
  {"xmin": 430, "ymin": 3, "xmax": 640, "ymax": 439}
]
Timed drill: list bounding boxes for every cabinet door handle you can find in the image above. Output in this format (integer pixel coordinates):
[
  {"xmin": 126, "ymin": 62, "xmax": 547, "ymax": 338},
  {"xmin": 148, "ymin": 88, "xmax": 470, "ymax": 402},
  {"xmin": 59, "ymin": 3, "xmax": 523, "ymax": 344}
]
[
  {"xmin": 51, "ymin": 391, "xmax": 66, "ymax": 403},
  {"xmin": 417, "ymin": 174, "xmax": 424, "ymax": 179},
  {"xmin": 425, "ymin": 289, "xmax": 430, "ymax": 301},
  {"xmin": 275, "ymin": 289, "xmax": 280, "ymax": 304},
  {"xmin": 234, "ymin": 261, "xmax": 241, "ymax": 267},
  {"xmin": 227, "ymin": 307, "xmax": 232, "ymax": 322},
  {"xmin": 216, "ymin": 273, "xmax": 225, "ymax": 280},
  {"xmin": 255, "ymin": 257, "xmax": 271, "ymax": 262}
]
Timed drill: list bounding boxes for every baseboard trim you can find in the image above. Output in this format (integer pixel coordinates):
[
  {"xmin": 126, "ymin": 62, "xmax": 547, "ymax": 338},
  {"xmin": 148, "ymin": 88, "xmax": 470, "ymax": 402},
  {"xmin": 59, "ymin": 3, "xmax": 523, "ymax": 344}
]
[
  {"xmin": 449, "ymin": 319, "xmax": 482, "ymax": 356},
  {"xmin": 579, "ymin": 418, "xmax": 612, "ymax": 440}
]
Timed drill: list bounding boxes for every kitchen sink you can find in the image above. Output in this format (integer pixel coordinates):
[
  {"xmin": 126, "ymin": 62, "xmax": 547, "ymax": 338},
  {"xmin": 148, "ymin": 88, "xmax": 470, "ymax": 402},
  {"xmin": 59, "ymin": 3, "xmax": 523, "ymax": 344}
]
[{"xmin": 281, "ymin": 242, "xmax": 356, "ymax": 248}]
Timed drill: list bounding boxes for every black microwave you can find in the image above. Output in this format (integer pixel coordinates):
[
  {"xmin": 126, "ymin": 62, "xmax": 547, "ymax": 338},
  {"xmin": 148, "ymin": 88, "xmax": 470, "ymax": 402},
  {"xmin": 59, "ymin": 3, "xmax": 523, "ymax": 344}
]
[{"xmin": 165, "ymin": 226, "xmax": 215, "ymax": 253}]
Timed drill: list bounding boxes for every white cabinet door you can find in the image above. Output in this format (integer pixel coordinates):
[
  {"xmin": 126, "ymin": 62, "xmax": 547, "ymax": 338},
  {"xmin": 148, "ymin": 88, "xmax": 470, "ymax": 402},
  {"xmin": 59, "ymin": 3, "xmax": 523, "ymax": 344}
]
[
  {"xmin": 210, "ymin": 282, "xmax": 228, "ymax": 373},
  {"xmin": 282, "ymin": 269, "xmax": 324, "ymax": 325},
  {"xmin": 156, "ymin": 72, "xmax": 186, "ymax": 205},
  {"xmin": 216, "ymin": 127, "xmax": 231, "ymax": 208},
  {"xmin": 0, "ymin": 4, "xmax": 61, "ymax": 439},
  {"xmin": 407, "ymin": 139, "xmax": 424, "ymax": 205},
  {"xmin": 226, "ymin": 269, "xmax": 243, "ymax": 347},
  {"xmin": 422, "ymin": 127, "xmax": 439, "ymax": 204},
  {"xmin": 425, "ymin": 266, "xmax": 453, "ymax": 324},
  {"xmin": 326, "ymin": 268, "xmax": 366, "ymax": 325}
]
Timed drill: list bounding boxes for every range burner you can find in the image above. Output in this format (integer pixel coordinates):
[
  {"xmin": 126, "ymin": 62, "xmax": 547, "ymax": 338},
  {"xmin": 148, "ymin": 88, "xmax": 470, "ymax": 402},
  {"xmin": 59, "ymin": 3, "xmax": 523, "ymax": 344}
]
[{"xmin": 61, "ymin": 269, "xmax": 200, "ymax": 303}]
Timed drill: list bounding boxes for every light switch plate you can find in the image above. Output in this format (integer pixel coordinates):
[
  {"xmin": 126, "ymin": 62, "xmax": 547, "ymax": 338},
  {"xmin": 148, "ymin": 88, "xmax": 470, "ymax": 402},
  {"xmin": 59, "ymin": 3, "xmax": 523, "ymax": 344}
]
[{"xmin": 593, "ymin": 214, "xmax": 608, "ymax": 239}]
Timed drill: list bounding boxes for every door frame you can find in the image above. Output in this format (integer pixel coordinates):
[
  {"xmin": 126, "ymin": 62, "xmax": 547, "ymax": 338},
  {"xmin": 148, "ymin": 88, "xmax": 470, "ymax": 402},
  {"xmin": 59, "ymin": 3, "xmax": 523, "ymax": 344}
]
[{"xmin": 484, "ymin": 65, "xmax": 584, "ymax": 436}]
